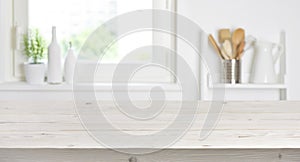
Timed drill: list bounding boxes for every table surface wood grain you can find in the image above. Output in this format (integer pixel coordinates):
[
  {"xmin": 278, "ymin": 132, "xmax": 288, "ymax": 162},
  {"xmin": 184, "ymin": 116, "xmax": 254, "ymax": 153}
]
[{"xmin": 1, "ymin": 101, "xmax": 300, "ymax": 150}]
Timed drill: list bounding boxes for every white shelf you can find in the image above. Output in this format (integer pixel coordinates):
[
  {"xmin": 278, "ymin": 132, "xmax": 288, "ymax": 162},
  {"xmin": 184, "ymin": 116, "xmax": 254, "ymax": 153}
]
[
  {"xmin": 0, "ymin": 81, "xmax": 181, "ymax": 92},
  {"xmin": 208, "ymin": 83, "xmax": 287, "ymax": 89}
]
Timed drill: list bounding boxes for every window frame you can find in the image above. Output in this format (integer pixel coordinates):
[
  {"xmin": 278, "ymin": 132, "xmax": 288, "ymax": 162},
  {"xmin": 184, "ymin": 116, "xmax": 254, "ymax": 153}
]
[
  {"xmin": 0, "ymin": 0, "xmax": 15, "ymax": 82},
  {"xmin": 0, "ymin": 0, "xmax": 201, "ymax": 100},
  {"xmin": 9, "ymin": 0, "xmax": 177, "ymax": 83}
]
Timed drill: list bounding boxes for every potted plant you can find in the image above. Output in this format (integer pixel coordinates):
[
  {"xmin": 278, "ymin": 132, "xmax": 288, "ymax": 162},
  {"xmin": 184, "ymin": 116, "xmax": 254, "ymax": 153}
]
[{"xmin": 23, "ymin": 29, "xmax": 46, "ymax": 84}]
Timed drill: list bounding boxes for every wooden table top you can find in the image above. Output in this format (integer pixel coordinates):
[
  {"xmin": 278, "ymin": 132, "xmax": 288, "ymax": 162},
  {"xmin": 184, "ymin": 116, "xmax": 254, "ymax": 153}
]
[{"xmin": 1, "ymin": 101, "xmax": 300, "ymax": 149}]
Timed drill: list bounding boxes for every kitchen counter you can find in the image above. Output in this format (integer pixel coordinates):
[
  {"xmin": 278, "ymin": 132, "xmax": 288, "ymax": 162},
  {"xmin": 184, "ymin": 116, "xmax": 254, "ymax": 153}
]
[{"xmin": 1, "ymin": 101, "xmax": 300, "ymax": 161}]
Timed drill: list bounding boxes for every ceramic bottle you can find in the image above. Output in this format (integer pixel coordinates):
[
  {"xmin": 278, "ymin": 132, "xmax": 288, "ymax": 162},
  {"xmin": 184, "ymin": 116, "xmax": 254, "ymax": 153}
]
[
  {"xmin": 47, "ymin": 26, "xmax": 62, "ymax": 84},
  {"xmin": 64, "ymin": 42, "xmax": 76, "ymax": 84}
]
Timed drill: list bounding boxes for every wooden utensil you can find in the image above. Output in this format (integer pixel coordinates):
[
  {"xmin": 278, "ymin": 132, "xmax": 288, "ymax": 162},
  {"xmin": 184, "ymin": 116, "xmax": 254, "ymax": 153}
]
[
  {"xmin": 232, "ymin": 28, "xmax": 245, "ymax": 59},
  {"xmin": 221, "ymin": 46, "xmax": 230, "ymax": 60},
  {"xmin": 223, "ymin": 40, "xmax": 233, "ymax": 59},
  {"xmin": 236, "ymin": 41, "xmax": 245, "ymax": 60},
  {"xmin": 218, "ymin": 29, "xmax": 231, "ymax": 44},
  {"xmin": 208, "ymin": 34, "xmax": 224, "ymax": 59}
]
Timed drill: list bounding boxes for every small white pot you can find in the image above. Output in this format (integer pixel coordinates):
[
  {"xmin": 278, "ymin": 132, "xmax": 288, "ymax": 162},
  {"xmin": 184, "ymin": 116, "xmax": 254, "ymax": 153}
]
[{"xmin": 24, "ymin": 63, "xmax": 46, "ymax": 84}]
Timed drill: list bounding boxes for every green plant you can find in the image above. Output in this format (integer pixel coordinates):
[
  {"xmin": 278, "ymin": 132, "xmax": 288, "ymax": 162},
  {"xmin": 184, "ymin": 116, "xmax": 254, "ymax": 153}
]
[{"xmin": 23, "ymin": 29, "xmax": 46, "ymax": 64}]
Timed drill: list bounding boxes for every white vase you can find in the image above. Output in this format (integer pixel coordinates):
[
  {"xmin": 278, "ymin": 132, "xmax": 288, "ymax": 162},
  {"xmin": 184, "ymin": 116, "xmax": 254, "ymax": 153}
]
[
  {"xmin": 64, "ymin": 43, "xmax": 76, "ymax": 84},
  {"xmin": 250, "ymin": 41, "xmax": 283, "ymax": 84},
  {"xmin": 24, "ymin": 63, "xmax": 45, "ymax": 84},
  {"xmin": 47, "ymin": 26, "xmax": 62, "ymax": 84}
]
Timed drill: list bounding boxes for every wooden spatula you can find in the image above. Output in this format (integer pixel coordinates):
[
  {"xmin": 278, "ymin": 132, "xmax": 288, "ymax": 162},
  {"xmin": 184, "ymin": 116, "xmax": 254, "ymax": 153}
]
[{"xmin": 218, "ymin": 29, "xmax": 231, "ymax": 44}]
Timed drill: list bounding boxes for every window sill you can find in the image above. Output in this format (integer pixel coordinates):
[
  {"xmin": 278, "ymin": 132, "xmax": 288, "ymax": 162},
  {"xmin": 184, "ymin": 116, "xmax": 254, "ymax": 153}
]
[{"xmin": 0, "ymin": 81, "xmax": 181, "ymax": 92}]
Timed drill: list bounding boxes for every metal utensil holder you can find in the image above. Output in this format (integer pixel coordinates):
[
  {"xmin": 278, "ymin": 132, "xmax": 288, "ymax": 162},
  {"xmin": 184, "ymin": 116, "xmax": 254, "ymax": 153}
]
[{"xmin": 222, "ymin": 59, "xmax": 241, "ymax": 84}]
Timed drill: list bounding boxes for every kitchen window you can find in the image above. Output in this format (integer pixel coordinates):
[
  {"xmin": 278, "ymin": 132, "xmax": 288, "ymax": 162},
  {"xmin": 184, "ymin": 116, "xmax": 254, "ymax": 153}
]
[
  {"xmin": 9, "ymin": 0, "xmax": 177, "ymax": 83},
  {"xmin": 0, "ymin": 0, "xmax": 199, "ymax": 100}
]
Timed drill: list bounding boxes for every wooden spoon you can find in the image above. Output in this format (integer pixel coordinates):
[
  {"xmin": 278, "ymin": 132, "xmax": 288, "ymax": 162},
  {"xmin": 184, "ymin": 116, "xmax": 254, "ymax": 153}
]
[
  {"xmin": 208, "ymin": 34, "xmax": 224, "ymax": 59},
  {"xmin": 236, "ymin": 41, "xmax": 245, "ymax": 60},
  {"xmin": 232, "ymin": 28, "xmax": 245, "ymax": 59}
]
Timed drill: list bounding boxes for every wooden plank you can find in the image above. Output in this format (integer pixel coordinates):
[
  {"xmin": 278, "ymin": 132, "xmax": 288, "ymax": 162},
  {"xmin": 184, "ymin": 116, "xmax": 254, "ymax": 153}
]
[
  {"xmin": 281, "ymin": 149, "xmax": 300, "ymax": 161},
  {"xmin": 0, "ymin": 148, "xmax": 285, "ymax": 162},
  {"xmin": 0, "ymin": 101, "xmax": 300, "ymax": 150},
  {"xmin": 1, "ymin": 112, "xmax": 300, "ymax": 131},
  {"xmin": 1, "ymin": 130, "xmax": 300, "ymax": 149},
  {"xmin": 1, "ymin": 101, "xmax": 300, "ymax": 114}
]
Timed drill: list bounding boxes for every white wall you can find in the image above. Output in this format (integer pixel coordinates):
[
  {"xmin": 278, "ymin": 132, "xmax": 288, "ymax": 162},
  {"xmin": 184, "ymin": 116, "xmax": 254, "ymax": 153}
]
[
  {"xmin": 177, "ymin": 0, "xmax": 300, "ymax": 100},
  {"xmin": 0, "ymin": 0, "xmax": 13, "ymax": 82}
]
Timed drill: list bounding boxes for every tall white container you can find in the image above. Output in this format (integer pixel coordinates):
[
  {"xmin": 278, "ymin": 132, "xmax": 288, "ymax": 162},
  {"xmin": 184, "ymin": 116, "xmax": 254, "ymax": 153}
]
[
  {"xmin": 64, "ymin": 42, "xmax": 76, "ymax": 84},
  {"xmin": 47, "ymin": 26, "xmax": 62, "ymax": 84}
]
